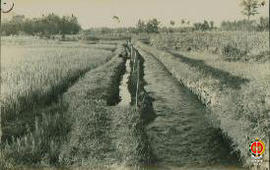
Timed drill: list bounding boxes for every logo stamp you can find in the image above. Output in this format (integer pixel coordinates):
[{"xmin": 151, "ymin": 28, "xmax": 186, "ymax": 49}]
[{"xmin": 249, "ymin": 138, "xmax": 266, "ymax": 166}]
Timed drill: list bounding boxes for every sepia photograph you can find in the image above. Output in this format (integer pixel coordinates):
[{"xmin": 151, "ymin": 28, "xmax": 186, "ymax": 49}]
[{"xmin": 0, "ymin": 0, "xmax": 269, "ymax": 169}]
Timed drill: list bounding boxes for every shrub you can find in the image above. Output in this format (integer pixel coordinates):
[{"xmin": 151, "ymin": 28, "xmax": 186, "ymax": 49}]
[{"xmin": 222, "ymin": 43, "xmax": 247, "ymax": 61}]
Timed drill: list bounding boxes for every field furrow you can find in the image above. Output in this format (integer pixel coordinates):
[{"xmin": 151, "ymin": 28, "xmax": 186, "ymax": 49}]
[{"xmin": 136, "ymin": 46, "xmax": 242, "ymax": 169}]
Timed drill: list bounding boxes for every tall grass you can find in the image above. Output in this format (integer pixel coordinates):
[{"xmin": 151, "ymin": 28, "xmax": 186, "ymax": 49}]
[
  {"xmin": 2, "ymin": 102, "xmax": 70, "ymax": 166},
  {"xmin": 136, "ymin": 42, "xmax": 269, "ymax": 167}
]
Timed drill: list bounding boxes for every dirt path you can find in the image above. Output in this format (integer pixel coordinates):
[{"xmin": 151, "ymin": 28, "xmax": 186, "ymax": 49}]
[{"xmin": 137, "ymin": 47, "xmax": 243, "ymax": 169}]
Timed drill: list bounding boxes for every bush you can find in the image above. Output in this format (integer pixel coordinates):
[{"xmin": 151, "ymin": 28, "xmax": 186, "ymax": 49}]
[
  {"xmin": 193, "ymin": 20, "xmax": 215, "ymax": 31},
  {"xmin": 222, "ymin": 43, "xmax": 247, "ymax": 61}
]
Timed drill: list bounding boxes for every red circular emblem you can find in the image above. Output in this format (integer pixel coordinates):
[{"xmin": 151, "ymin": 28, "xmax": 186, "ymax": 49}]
[
  {"xmin": 249, "ymin": 138, "xmax": 265, "ymax": 158},
  {"xmin": 251, "ymin": 142, "xmax": 264, "ymax": 154}
]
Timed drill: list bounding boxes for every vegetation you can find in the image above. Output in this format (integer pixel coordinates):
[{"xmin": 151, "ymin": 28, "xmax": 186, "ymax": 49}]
[
  {"xmin": 136, "ymin": 41, "xmax": 269, "ymax": 167},
  {"xmin": 240, "ymin": 0, "xmax": 265, "ymax": 20},
  {"xmin": 59, "ymin": 51, "xmax": 152, "ymax": 167},
  {"xmin": 150, "ymin": 31, "xmax": 269, "ymax": 62},
  {"xmin": 193, "ymin": 20, "xmax": 215, "ymax": 31},
  {"xmin": 1, "ymin": 37, "xmax": 154, "ymax": 169},
  {"xmin": 136, "ymin": 18, "xmax": 161, "ymax": 33},
  {"xmin": 59, "ymin": 51, "xmax": 126, "ymax": 166},
  {"xmin": 2, "ymin": 12, "xmax": 268, "ymax": 44},
  {"xmin": 1, "ymin": 14, "xmax": 81, "ymax": 37},
  {"xmin": 1, "ymin": 37, "xmax": 115, "ymax": 167},
  {"xmin": 1, "ymin": 1, "xmax": 269, "ymax": 168},
  {"xmin": 221, "ymin": 17, "xmax": 269, "ymax": 31}
]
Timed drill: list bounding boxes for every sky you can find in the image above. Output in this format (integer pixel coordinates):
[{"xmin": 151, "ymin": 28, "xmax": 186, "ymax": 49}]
[{"xmin": 1, "ymin": 0, "xmax": 269, "ymax": 28}]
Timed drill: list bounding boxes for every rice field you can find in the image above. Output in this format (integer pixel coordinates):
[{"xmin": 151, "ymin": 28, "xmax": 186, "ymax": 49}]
[
  {"xmin": 1, "ymin": 37, "xmax": 118, "ymax": 168},
  {"xmin": 1, "ymin": 32, "xmax": 269, "ymax": 170}
]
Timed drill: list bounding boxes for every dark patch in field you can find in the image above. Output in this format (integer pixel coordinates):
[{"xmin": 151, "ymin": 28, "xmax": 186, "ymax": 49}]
[
  {"xmin": 128, "ymin": 48, "xmax": 156, "ymax": 125},
  {"xmin": 168, "ymin": 51, "xmax": 250, "ymax": 89}
]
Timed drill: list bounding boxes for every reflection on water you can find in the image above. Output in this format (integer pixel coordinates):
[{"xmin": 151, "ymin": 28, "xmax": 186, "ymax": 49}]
[{"xmin": 118, "ymin": 59, "xmax": 131, "ymax": 106}]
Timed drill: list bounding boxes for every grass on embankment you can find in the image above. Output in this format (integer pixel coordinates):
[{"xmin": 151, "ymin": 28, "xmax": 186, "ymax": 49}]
[
  {"xmin": 58, "ymin": 48, "xmax": 126, "ymax": 166},
  {"xmin": 59, "ymin": 44, "xmax": 153, "ymax": 169},
  {"xmin": 136, "ymin": 42, "xmax": 269, "ymax": 167}
]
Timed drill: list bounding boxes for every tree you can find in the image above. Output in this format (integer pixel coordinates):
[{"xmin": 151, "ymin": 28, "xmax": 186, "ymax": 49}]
[
  {"xmin": 210, "ymin": 21, "xmax": 214, "ymax": 29},
  {"xmin": 240, "ymin": 0, "xmax": 262, "ymax": 20},
  {"xmin": 68, "ymin": 15, "xmax": 81, "ymax": 34},
  {"xmin": 193, "ymin": 20, "xmax": 211, "ymax": 31},
  {"xmin": 59, "ymin": 15, "xmax": 81, "ymax": 38},
  {"xmin": 257, "ymin": 17, "xmax": 269, "ymax": 31},
  {"xmin": 136, "ymin": 19, "xmax": 160, "ymax": 33},
  {"xmin": 145, "ymin": 18, "xmax": 160, "ymax": 33},
  {"xmin": 170, "ymin": 20, "xmax": 175, "ymax": 26},
  {"xmin": 181, "ymin": 19, "xmax": 185, "ymax": 25},
  {"xmin": 137, "ymin": 19, "xmax": 146, "ymax": 32}
]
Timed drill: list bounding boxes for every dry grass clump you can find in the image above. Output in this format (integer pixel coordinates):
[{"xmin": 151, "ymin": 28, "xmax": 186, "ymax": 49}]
[{"xmin": 136, "ymin": 42, "xmax": 269, "ymax": 167}]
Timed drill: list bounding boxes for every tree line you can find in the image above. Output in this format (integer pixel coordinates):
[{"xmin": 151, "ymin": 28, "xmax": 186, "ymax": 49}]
[
  {"xmin": 1, "ymin": 0, "xmax": 268, "ymax": 36},
  {"xmin": 1, "ymin": 13, "xmax": 81, "ymax": 37}
]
